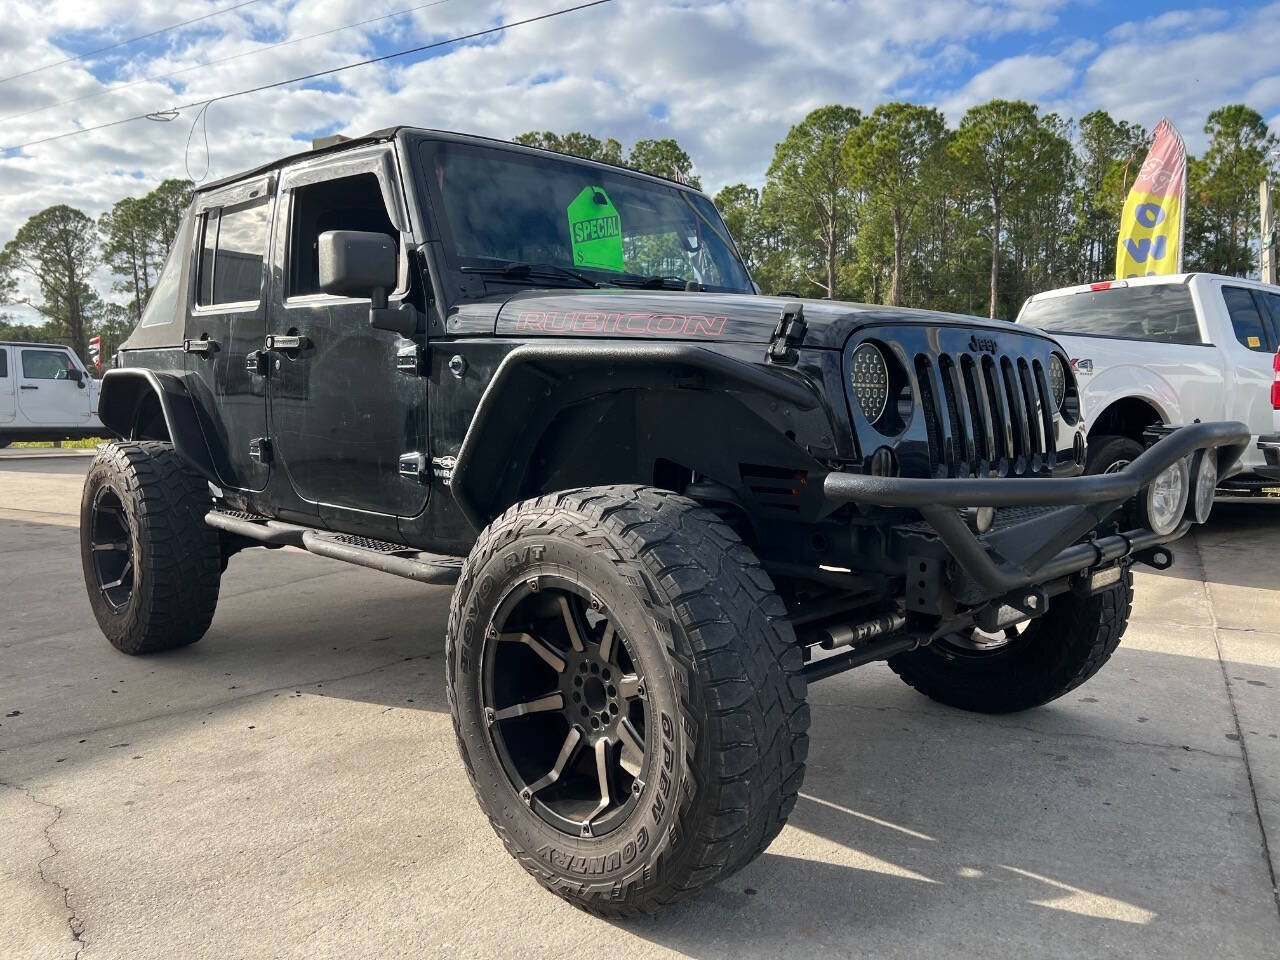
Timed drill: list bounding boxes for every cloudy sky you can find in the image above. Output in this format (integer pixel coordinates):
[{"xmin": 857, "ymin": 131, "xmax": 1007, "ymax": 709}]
[{"xmin": 1, "ymin": 0, "xmax": 1277, "ymax": 318}]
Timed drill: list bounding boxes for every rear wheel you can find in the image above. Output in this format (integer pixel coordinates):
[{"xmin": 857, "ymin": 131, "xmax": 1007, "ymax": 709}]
[
  {"xmin": 80, "ymin": 441, "xmax": 221, "ymax": 654},
  {"xmin": 447, "ymin": 485, "xmax": 809, "ymax": 916},
  {"xmin": 888, "ymin": 568, "xmax": 1133, "ymax": 714}
]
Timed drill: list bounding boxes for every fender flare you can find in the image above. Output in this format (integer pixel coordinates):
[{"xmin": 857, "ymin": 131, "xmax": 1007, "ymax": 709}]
[
  {"xmin": 97, "ymin": 369, "xmax": 221, "ymax": 484},
  {"xmin": 448, "ymin": 342, "xmax": 821, "ymax": 529}
]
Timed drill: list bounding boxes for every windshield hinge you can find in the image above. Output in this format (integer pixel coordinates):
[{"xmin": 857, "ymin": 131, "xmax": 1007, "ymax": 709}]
[{"xmin": 768, "ymin": 303, "xmax": 807, "ymax": 364}]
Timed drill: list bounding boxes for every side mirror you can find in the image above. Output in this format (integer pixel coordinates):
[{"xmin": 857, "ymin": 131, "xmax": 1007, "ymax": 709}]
[
  {"xmin": 67, "ymin": 367, "xmax": 84, "ymax": 386},
  {"xmin": 317, "ymin": 230, "xmax": 418, "ymax": 336}
]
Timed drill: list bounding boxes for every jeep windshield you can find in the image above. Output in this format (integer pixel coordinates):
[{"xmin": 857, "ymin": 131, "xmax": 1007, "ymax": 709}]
[{"xmin": 417, "ymin": 138, "xmax": 754, "ymax": 294}]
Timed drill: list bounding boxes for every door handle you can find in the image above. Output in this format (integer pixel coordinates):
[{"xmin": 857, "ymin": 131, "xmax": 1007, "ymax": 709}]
[
  {"xmin": 184, "ymin": 338, "xmax": 220, "ymax": 356},
  {"xmin": 265, "ymin": 335, "xmax": 310, "ymax": 351},
  {"xmin": 20, "ymin": 384, "xmax": 38, "ymax": 390}
]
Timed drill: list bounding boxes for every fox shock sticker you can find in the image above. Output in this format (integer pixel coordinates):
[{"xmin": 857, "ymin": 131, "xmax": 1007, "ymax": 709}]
[{"xmin": 567, "ymin": 186, "xmax": 624, "ymax": 272}]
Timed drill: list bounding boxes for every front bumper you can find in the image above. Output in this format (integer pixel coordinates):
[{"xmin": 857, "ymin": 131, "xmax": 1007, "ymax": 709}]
[{"xmin": 822, "ymin": 420, "xmax": 1251, "ymax": 602}]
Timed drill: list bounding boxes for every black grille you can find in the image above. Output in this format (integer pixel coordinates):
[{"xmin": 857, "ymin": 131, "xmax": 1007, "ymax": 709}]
[{"xmin": 915, "ymin": 349, "xmax": 1056, "ymax": 477}]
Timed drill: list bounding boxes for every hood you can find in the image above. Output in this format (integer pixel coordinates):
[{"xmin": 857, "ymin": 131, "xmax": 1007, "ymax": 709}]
[{"xmin": 487, "ymin": 289, "xmax": 1037, "ymax": 350}]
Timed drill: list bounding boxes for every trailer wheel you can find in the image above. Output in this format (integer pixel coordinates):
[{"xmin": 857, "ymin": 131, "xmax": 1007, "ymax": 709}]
[
  {"xmin": 80, "ymin": 441, "xmax": 221, "ymax": 654},
  {"xmin": 888, "ymin": 567, "xmax": 1133, "ymax": 714},
  {"xmin": 447, "ymin": 485, "xmax": 809, "ymax": 916}
]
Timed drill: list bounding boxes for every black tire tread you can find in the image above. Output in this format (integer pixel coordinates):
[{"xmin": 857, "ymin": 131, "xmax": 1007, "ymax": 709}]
[{"xmin": 446, "ymin": 484, "xmax": 809, "ymax": 917}]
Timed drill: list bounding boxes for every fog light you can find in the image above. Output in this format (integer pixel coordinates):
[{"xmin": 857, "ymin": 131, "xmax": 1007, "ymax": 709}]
[
  {"xmin": 1146, "ymin": 458, "xmax": 1189, "ymax": 535},
  {"xmin": 1190, "ymin": 451, "xmax": 1217, "ymax": 524},
  {"xmin": 962, "ymin": 506, "xmax": 995, "ymax": 534}
]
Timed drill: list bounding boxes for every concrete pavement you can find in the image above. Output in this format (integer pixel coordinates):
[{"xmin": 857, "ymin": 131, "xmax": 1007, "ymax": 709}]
[{"xmin": 2, "ymin": 453, "xmax": 1278, "ymax": 959}]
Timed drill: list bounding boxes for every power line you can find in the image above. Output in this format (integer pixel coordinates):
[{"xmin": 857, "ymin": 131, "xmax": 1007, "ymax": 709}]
[
  {"xmin": 0, "ymin": 0, "xmax": 268, "ymax": 87},
  {"xmin": 0, "ymin": 0, "xmax": 454, "ymax": 124},
  {"xmin": 1, "ymin": 0, "xmax": 615, "ymax": 154}
]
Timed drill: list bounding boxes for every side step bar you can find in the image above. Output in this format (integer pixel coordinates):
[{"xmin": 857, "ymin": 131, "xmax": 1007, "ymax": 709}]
[{"xmin": 206, "ymin": 509, "xmax": 462, "ymax": 586}]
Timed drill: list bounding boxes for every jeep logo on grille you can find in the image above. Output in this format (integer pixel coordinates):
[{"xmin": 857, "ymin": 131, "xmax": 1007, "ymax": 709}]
[{"xmin": 969, "ymin": 334, "xmax": 998, "ymax": 354}]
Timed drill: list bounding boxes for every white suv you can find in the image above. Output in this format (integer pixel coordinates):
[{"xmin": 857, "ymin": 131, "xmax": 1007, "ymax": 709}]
[
  {"xmin": 1016, "ymin": 274, "xmax": 1280, "ymax": 491},
  {"xmin": 0, "ymin": 342, "xmax": 104, "ymax": 447}
]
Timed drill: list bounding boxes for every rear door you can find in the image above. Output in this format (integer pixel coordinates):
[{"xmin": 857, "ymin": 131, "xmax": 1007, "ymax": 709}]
[
  {"xmin": 0, "ymin": 348, "xmax": 14, "ymax": 423},
  {"xmin": 266, "ymin": 146, "xmax": 428, "ymax": 528},
  {"xmin": 1217, "ymin": 283, "xmax": 1278, "ymax": 443},
  {"xmin": 185, "ymin": 176, "xmax": 274, "ymax": 492},
  {"xmin": 16, "ymin": 347, "xmax": 92, "ymax": 424}
]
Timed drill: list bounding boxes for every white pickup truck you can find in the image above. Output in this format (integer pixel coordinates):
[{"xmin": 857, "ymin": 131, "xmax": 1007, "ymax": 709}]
[
  {"xmin": 0, "ymin": 341, "xmax": 104, "ymax": 447},
  {"xmin": 1016, "ymin": 274, "xmax": 1280, "ymax": 491}
]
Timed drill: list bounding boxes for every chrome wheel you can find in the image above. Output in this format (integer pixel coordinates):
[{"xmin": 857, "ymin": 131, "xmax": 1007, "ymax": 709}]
[
  {"xmin": 941, "ymin": 621, "xmax": 1026, "ymax": 655},
  {"xmin": 89, "ymin": 485, "xmax": 134, "ymax": 610},
  {"xmin": 483, "ymin": 577, "xmax": 649, "ymax": 839}
]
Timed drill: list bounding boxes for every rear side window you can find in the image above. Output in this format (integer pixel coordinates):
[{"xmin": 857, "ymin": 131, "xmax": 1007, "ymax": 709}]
[
  {"xmin": 0, "ymin": 348, "xmax": 7, "ymax": 378},
  {"xmin": 1224, "ymin": 286, "xmax": 1275, "ymax": 352},
  {"xmin": 1020, "ymin": 283, "xmax": 1202, "ymax": 344},
  {"xmin": 195, "ymin": 200, "xmax": 270, "ymax": 306},
  {"xmin": 22, "ymin": 349, "xmax": 74, "ymax": 379}
]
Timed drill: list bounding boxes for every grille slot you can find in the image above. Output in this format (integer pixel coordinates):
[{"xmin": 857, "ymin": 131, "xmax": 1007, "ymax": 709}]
[{"xmin": 911, "ymin": 346, "xmax": 1054, "ymax": 477}]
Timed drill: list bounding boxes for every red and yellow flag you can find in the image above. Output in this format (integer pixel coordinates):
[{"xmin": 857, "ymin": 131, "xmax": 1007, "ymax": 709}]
[{"xmin": 1116, "ymin": 118, "xmax": 1187, "ymax": 279}]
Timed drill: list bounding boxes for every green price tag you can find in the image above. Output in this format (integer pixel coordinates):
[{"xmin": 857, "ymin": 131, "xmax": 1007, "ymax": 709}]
[{"xmin": 567, "ymin": 186, "xmax": 624, "ymax": 272}]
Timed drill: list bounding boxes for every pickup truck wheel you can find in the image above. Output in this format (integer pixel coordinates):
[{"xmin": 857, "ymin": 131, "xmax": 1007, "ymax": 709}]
[
  {"xmin": 887, "ymin": 567, "xmax": 1133, "ymax": 713},
  {"xmin": 446, "ymin": 485, "xmax": 809, "ymax": 916},
  {"xmin": 79, "ymin": 441, "xmax": 221, "ymax": 655},
  {"xmin": 1085, "ymin": 434, "xmax": 1144, "ymax": 475}
]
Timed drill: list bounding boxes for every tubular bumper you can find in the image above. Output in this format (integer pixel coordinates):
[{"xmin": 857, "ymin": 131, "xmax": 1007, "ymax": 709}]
[{"xmin": 823, "ymin": 421, "xmax": 1251, "ymax": 601}]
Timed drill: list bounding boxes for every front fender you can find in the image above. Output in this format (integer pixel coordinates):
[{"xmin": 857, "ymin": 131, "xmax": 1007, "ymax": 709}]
[{"xmin": 97, "ymin": 369, "xmax": 221, "ymax": 484}]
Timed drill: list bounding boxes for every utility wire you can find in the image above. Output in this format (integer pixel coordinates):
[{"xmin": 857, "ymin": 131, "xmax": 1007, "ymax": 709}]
[
  {"xmin": 1, "ymin": 0, "xmax": 615, "ymax": 154},
  {"xmin": 0, "ymin": 0, "xmax": 453, "ymax": 124},
  {"xmin": 0, "ymin": 0, "xmax": 268, "ymax": 87}
]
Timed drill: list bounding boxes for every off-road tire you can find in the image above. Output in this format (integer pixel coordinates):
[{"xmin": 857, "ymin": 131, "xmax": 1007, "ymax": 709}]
[
  {"xmin": 887, "ymin": 567, "xmax": 1133, "ymax": 714},
  {"xmin": 1085, "ymin": 434, "xmax": 1144, "ymax": 476},
  {"xmin": 80, "ymin": 441, "xmax": 221, "ymax": 654},
  {"xmin": 446, "ymin": 485, "xmax": 809, "ymax": 916}
]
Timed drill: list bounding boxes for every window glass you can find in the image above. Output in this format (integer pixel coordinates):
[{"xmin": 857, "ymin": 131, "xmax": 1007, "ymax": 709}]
[
  {"xmin": 212, "ymin": 203, "xmax": 269, "ymax": 304},
  {"xmin": 288, "ymin": 173, "xmax": 398, "ymax": 297},
  {"xmin": 0, "ymin": 348, "xmax": 7, "ymax": 378},
  {"xmin": 141, "ymin": 210, "xmax": 191, "ymax": 327},
  {"xmin": 22, "ymin": 349, "xmax": 74, "ymax": 379},
  {"xmin": 197, "ymin": 210, "xmax": 218, "ymax": 306},
  {"xmin": 1259, "ymin": 292, "xmax": 1280, "ymax": 346},
  {"xmin": 1222, "ymin": 286, "xmax": 1272, "ymax": 352},
  {"xmin": 1020, "ymin": 283, "xmax": 1202, "ymax": 344}
]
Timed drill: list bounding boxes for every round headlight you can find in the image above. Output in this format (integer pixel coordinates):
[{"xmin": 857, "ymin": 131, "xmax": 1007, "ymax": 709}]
[
  {"xmin": 1146, "ymin": 458, "xmax": 1190, "ymax": 535},
  {"xmin": 1047, "ymin": 354, "xmax": 1067, "ymax": 411},
  {"xmin": 850, "ymin": 342, "xmax": 889, "ymax": 423},
  {"xmin": 1191, "ymin": 451, "xmax": 1217, "ymax": 524}
]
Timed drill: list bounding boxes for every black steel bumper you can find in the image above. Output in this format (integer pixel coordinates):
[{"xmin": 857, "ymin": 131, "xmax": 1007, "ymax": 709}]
[
  {"xmin": 1258, "ymin": 434, "xmax": 1280, "ymax": 482},
  {"xmin": 823, "ymin": 421, "xmax": 1251, "ymax": 601}
]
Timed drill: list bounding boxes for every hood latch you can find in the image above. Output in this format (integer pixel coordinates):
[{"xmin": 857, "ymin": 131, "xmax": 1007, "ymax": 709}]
[{"xmin": 767, "ymin": 303, "xmax": 807, "ymax": 364}]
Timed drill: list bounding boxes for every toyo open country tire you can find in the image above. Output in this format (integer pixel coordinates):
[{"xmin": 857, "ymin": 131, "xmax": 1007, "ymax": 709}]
[
  {"xmin": 446, "ymin": 485, "xmax": 809, "ymax": 916},
  {"xmin": 888, "ymin": 567, "xmax": 1133, "ymax": 714},
  {"xmin": 80, "ymin": 441, "xmax": 222, "ymax": 655}
]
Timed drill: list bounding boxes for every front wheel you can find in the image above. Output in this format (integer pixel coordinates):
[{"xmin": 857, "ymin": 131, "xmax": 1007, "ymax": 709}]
[
  {"xmin": 79, "ymin": 441, "xmax": 222, "ymax": 654},
  {"xmin": 446, "ymin": 485, "xmax": 809, "ymax": 916},
  {"xmin": 888, "ymin": 568, "xmax": 1133, "ymax": 714}
]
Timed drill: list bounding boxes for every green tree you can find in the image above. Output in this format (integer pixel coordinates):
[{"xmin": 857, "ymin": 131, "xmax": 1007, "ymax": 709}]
[
  {"xmin": 512, "ymin": 131, "xmax": 625, "ymax": 165},
  {"xmin": 626, "ymin": 138, "xmax": 701, "ymax": 188},
  {"xmin": 99, "ymin": 196, "xmax": 153, "ymax": 321},
  {"xmin": 846, "ymin": 102, "xmax": 948, "ymax": 305},
  {"xmin": 762, "ymin": 105, "xmax": 862, "ymax": 299},
  {"xmin": 951, "ymin": 99, "xmax": 1044, "ymax": 318},
  {"xmin": 1071, "ymin": 111, "xmax": 1147, "ymax": 281},
  {"xmin": 1187, "ymin": 104, "xmax": 1277, "ymax": 274},
  {"xmin": 0, "ymin": 205, "xmax": 101, "ymax": 358},
  {"xmin": 139, "ymin": 178, "xmax": 194, "ymax": 256}
]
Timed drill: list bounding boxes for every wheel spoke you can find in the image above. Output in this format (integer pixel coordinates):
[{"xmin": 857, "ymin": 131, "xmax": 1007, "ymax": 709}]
[
  {"xmin": 585, "ymin": 737, "xmax": 612, "ymax": 826},
  {"xmin": 102, "ymin": 559, "xmax": 133, "ymax": 591},
  {"xmin": 493, "ymin": 692, "xmax": 564, "ymax": 721},
  {"xmin": 597, "ymin": 622, "xmax": 616, "ymax": 665},
  {"xmin": 617, "ymin": 673, "xmax": 641, "ymax": 700},
  {"xmin": 91, "ymin": 541, "xmax": 129, "ymax": 552},
  {"xmin": 500, "ymin": 631, "xmax": 566, "ymax": 673},
  {"xmin": 557, "ymin": 595, "xmax": 586, "ymax": 652},
  {"xmin": 617, "ymin": 719, "xmax": 645, "ymax": 777},
  {"xmin": 525, "ymin": 727, "xmax": 582, "ymax": 796}
]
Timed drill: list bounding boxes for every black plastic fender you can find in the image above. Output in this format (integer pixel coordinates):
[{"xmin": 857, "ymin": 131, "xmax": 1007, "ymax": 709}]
[
  {"xmin": 97, "ymin": 369, "xmax": 222, "ymax": 484},
  {"xmin": 448, "ymin": 341, "xmax": 823, "ymax": 529}
]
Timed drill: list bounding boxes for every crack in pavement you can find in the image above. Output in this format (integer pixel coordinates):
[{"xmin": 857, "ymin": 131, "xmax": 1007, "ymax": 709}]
[{"xmin": 0, "ymin": 781, "xmax": 85, "ymax": 959}]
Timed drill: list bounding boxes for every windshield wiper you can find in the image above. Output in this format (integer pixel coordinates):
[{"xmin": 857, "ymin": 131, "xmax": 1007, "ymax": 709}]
[{"xmin": 460, "ymin": 261, "xmax": 604, "ymax": 289}]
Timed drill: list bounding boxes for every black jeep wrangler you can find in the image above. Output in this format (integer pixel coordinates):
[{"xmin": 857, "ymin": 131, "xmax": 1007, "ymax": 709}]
[{"xmin": 82, "ymin": 128, "xmax": 1249, "ymax": 915}]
